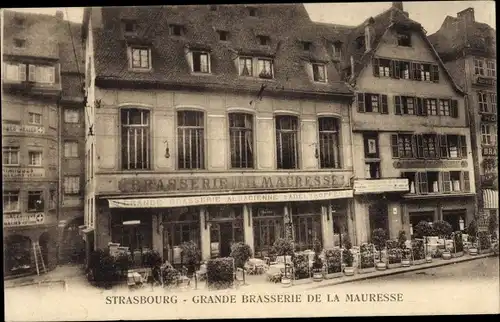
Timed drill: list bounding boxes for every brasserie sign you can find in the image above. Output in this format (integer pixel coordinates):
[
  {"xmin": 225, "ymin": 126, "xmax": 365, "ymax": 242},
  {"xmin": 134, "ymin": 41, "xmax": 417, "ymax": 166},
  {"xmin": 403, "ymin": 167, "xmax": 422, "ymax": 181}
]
[
  {"xmin": 2, "ymin": 123, "xmax": 45, "ymax": 134},
  {"xmin": 118, "ymin": 174, "xmax": 349, "ymax": 193}
]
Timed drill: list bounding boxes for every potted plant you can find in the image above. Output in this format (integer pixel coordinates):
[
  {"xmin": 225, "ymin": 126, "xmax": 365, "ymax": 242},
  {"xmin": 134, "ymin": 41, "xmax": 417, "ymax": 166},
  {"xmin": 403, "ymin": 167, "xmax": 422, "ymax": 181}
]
[
  {"xmin": 385, "ymin": 240, "xmax": 402, "ymax": 269},
  {"xmin": 311, "ymin": 239, "xmax": 324, "ymax": 281},
  {"xmin": 411, "ymin": 239, "xmax": 426, "ymax": 265},
  {"xmin": 478, "ymin": 231, "xmax": 492, "ymax": 254},
  {"xmin": 292, "ymin": 253, "xmax": 310, "ymax": 280},
  {"xmin": 230, "ymin": 242, "xmax": 252, "ymax": 285},
  {"xmin": 115, "ymin": 252, "xmax": 133, "ymax": 279},
  {"xmin": 324, "ymin": 249, "xmax": 343, "ymax": 278},
  {"xmin": 451, "ymin": 231, "xmax": 464, "ymax": 258},
  {"xmin": 180, "ymin": 241, "xmax": 201, "ymax": 277},
  {"xmin": 342, "ymin": 237, "xmax": 355, "ymax": 276},
  {"xmin": 271, "ymin": 238, "xmax": 294, "ymax": 287},
  {"xmin": 413, "ymin": 221, "xmax": 435, "ymax": 261},
  {"xmin": 401, "ymin": 247, "xmax": 411, "ymax": 267},
  {"xmin": 467, "ymin": 220, "xmax": 478, "ymax": 255},
  {"xmin": 372, "ymin": 228, "xmax": 388, "ymax": 270},
  {"xmin": 433, "ymin": 220, "xmax": 453, "ymax": 260},
  {"xmin": 206, "ymin": 258, "xmax": 234, "ymax": 290},
  {"xmin": 358, "ymin": 243, "xmax": 376, "ymax": 274}
]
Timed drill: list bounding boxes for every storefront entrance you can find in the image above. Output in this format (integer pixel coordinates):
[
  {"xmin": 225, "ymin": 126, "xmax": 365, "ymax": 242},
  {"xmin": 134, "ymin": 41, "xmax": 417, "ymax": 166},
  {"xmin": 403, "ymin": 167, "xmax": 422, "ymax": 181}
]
[
  {"xmin": 291, "ymin": 203, "xmax": 322, "ymax": 252},
  {"xmin": 369, "ymin": 202, "xmax": 389, "ymax": 238},
  {"xmin": 162, "ymin": 207, "xmax": 200, "ymax": 264},
  {"xmin": 443, "ymin": 209, "xmax": 467, "ymax": 232},
  {"xmin": 252, "ymin": 205, "xmax": 284, "ymax": 258},
  {"xmin": 111, "ymin": 209, "xmax": 152, "ymax": 253},
  {"xmin": 207, "ymin": 205, "xmax": 243, "ymax": 258},
  {"xmin": 4, "ymin": 235, "xmax": 33, "ymax": 277}
]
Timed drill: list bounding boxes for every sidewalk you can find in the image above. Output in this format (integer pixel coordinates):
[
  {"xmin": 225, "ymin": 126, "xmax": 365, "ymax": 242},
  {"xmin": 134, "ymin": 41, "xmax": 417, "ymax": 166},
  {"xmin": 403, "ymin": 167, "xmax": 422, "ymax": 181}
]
[{"xmin": 303, "ymin": 252, "xmax": 496, "ymax": 290}]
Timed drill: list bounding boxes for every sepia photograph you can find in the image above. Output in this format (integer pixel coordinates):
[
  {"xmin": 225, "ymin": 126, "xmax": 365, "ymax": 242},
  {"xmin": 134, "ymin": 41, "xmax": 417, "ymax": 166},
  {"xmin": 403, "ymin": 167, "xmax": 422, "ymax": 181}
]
[{"xmin": 2, "ymin": 1, "xmax": 498, "ymax": 320}]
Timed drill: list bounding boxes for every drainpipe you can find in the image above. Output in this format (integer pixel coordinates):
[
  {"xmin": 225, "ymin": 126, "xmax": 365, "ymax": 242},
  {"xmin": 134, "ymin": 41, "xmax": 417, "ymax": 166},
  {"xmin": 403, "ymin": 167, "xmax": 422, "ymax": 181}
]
[
  {"xmin": 57, "ymin": 92, "xmax": 63, "ymax": 265},
  {"xmin": 347, "ymin": 88, "xmax": 357, "ymax": 246}
]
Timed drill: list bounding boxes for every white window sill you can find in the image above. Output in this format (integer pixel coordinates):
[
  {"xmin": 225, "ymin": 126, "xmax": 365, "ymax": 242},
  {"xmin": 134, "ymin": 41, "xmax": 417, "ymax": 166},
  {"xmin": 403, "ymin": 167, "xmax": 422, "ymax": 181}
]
[{"xmin": 190, "ymin": 72, "xmax": 213, "ymax": 76}]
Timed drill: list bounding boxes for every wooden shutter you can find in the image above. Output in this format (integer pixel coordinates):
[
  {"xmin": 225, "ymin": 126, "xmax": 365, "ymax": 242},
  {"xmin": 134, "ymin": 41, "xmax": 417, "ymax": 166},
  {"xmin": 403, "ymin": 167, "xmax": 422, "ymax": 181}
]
[
  {"xmin": 459, "ymin": 135, "xmax": 467, "ymax": 158},
  {"xmin": 417, "ymin": 172, "xmax": 428, "ymax": 194},
  {"xmin": 391, "ymin": 134, "xmax": 399, "ymax": 158},
  {"xmin": 381, "ymin": 95, "xmax": 388, "ymax": 114},
  {"xmin": 411, "ymin": 135, "xmax": 417, "ymax": 158},
  {"xmin": 392, "ymin": 60, "xmax": 400, "ymax": 79},
  {"xmin": 439, "ymin": 134, "xmax": 448, "ymax": 158},
  {"xmin": 373, "ymin": 58, "xmax": 380, "ymax": 77},
  {"xmin": 431, "ymin": 65, "xmax": 440, "ymax": 83},
  {"xmin": 461, "ymin": 171, "xmax": 471, "ymax": 192},
  {"xmin": 441, "ymin": 171, "xmax": 451, "ymax": 193},
  {"xmin": 18, "ymin": 63, "xmax": 26, "ymax": 81},
  {"xmin": 416, "ymin": 134, "xmax": 424, "ymax": 158},
  {"xmin": 357, "ymin": 93, "xmax": 365, "ymax": 112},
  {"xmin": 28, "ymin": 64, "xmax": 36, "ymax": 82},
  {"xmin": 394, "ymin": 96, "xmax": 402, "ymax": 115},
  {"xmin": 416, "ymin": 98, "xmax": 424, "ymax": 116},
  {"xmin": 450, "ymin": 100, "xmax": 459, "ymax": 118}
]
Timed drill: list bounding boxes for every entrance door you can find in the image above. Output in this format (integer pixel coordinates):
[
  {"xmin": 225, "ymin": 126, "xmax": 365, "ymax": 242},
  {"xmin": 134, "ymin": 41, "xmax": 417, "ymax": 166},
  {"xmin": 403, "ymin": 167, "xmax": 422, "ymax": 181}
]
[
  {"xmin": 369, "ymin": 202, "xmax": 389, "ymax": 238},
  {"xmin": 443, "ymin": 209, "xmax": 466, "ymax": 232},
  {"xmin": 219, "ymin": 222, "xmax": 233, "ymax": 257}
]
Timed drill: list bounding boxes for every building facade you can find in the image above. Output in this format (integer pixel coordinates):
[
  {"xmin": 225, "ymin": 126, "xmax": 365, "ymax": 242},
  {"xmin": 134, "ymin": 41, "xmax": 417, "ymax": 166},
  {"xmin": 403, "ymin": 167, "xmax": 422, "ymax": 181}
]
[
  {"xmin": 2, "ymin": 10, "xmax": 85, "ymax": 277},
  {"xmin": 429, "ymin": 7, "xmax": 498, "ymax": 222},
  {"xmin": 326, "ymin": 2, "xmax": 475, "ymax": 243},
  {"xmin": 81, "ymin": 5, "xmax": 355, "ymax": 263}
]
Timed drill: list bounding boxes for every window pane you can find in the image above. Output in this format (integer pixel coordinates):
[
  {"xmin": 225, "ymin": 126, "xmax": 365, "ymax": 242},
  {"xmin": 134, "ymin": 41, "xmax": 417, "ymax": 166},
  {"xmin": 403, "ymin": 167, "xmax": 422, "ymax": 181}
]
[
  {"xmin": 318, "ymin": 117, "xmax": 340, "ymax": 168},
  {"xmin": 177, "ymin": 111, "xmax": 205, "ymax": 169},
  {"xmin": 229, "ymin": 113, "xmax": 253, "ymax": 168},
  {"xmin": 121, "ymin": 109, "xmax": 151, "ymax": 170},
  {"xmin": 276, "ymin": 115, "xmax": 298, "ymax": 169}
]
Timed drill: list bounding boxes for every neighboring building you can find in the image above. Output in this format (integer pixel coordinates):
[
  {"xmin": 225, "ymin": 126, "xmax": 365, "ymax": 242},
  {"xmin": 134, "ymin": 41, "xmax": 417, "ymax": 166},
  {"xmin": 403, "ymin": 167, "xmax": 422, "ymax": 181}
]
[
  {"xmin": 429, "ymin": 7, "xmax": 497, "ymax": 222},
  {"xmin": 2, "ymin": 10, "xmax": 85, "ymax": 277},
  {"xmin": 320, "ymin": 2, "xmax": 474, "ymax": 243},
  {"xmin": 81, "ymin": 4, "xmax": 355, "ymax": 263}
]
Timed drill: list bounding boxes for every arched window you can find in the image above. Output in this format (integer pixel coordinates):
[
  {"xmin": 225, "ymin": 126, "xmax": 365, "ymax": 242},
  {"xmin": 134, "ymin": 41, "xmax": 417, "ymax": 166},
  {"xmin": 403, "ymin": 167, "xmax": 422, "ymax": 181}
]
[
  {"xmin": 318, "ymin": 117, "xmax": 341, "ymax": 169},
  {"xmin": 275, "ymin": 115, "xmax": 299, "ymax": 169},
  {"xmin": 121, "ymin": 108, "xmax": 151, "ymax": 170},
  {"xmin": 228, "ymin": 112, "xmax": 254, "ymax": 168},
  {"xmin": 177, "ymin": 110, "xmax": 205, "ymax": 169}
]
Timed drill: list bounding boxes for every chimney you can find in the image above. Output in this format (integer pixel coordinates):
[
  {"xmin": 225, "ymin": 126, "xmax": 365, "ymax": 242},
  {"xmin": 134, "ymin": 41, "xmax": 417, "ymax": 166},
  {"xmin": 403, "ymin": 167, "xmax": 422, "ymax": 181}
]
[
  {"xmin": 364, "ymin": 17, "xmax": 375, "ymax": 53},
  {"xmin": 457, "ymin": 7, "xmax": 475, "ymax": 23},
  {"xmin": 55, "ymin": 10, "xmax": 64, "ymax": 21},
  {"xmin": 392, "ymin": 2, "xmax": 404, "ymax": 11}
]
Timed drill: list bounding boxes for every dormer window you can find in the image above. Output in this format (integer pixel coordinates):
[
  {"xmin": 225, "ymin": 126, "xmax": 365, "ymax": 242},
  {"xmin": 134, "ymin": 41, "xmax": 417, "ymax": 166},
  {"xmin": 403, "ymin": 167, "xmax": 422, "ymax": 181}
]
[
  {"xmin": 237, "ymin": 56, "xmax": 274, "ymax": 79},
  {"xmin": 238, "ymin": 57, "xmax": 253, "ymax": 76},
  {"xmin": 14, "ymin": 38, "xmax": 26, "ymax": 48},
  {"xmin": 258, "ymin": 35, "xmax": 271, "ymax": 46},
  {"xmin": 258, "ymin": 58, "xmax": 273, "ymax": 79},
  {"xmin": 129, "ymin": 46, "xmax": 151, "ymax": 70},
  {"xmin": 332, "ymin": 42, "xmax": 342, "ymax": 60},
  {"xmin": 302, "ymin": 41, "xmax": 312, "ymax": 51},
  {"xmin": 248, "ymin": 7, "xmax": 258, "ymax": 17},
  {"xmin": 191, "ymin": 51, "xmax": 210, "ymax": 74},
  {"xmin": 397, "ymin": 31, "xmax": 412, "ymax": 47},
  {"xmin": 218, "ymin": 30, "xmax": 229, "ymax": 41},
  {"xmin": 169, "ymin": 24, "xmax": 184, "ymax": 36},
  {"xmin": 123, "ymin": 20, "xmax": 137, "ymax": 34},
  {"xmin": 312, "ymin": 63, "xmax": 327, "ymax": 83}
]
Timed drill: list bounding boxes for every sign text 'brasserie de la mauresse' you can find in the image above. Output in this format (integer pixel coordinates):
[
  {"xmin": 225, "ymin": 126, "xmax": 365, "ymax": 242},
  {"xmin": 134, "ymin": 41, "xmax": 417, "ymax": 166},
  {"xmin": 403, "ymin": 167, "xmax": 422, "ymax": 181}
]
[{"xmin": 118, "ymin": 174, "xmax": 348, "ymax": 194}]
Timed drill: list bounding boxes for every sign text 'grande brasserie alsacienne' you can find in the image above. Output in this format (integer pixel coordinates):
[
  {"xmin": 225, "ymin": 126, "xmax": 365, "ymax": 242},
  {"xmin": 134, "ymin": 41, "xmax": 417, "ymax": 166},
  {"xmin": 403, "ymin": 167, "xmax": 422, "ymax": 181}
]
[{"xmin": 117, "ymin": 174, "xmax": 349, "ymax": 194}]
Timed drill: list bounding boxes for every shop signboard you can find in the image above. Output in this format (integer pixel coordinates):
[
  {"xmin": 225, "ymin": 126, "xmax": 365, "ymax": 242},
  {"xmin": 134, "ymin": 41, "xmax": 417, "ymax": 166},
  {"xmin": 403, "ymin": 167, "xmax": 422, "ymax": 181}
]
[
  {"xmin": 108, "ymin": 189, "xmax": 354, "ymax": 209},
  {"xmin": 3, "ymin": 213, "xmax": 45, "ymax": 227},
  {"xmin": 482, "ymin": 147, "xmax": 497, "ymax": 157},
  {"xmin": 353, "ymin": 179, "xmax": 409, "ymax": 194},
  {"xmin": 2, "ymin": 123, "xmax": 45, "ymax": 134},
  {"xmin": 3, "ymin": 167, "xmax": 45, "ymax": 179}
]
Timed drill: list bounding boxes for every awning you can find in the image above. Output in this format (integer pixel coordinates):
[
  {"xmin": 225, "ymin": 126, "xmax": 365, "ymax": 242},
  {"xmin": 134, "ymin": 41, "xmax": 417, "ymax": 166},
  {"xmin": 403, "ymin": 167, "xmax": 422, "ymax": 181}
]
[
  {"xmin": 483, "ymin": 189, "xmax": 499, "ymax": 209},
  {"xmin": 108, "ymin": 189, "xmax": 354, "ymax": 209}
]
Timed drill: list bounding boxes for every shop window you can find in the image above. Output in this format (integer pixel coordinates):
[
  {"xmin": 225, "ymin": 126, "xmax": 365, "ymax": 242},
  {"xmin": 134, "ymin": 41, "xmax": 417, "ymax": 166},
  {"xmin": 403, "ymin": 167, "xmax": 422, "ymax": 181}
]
[
  {"xmin": 3, "ymin": 191, "xmax": 20, "ymax": 213},
  {"xmin": 27, "ymin": 191, "xmax": 44, "ymax": 212},
  {"xmin": 5, "ymin": 235, "xmax": 32, "ymax": 276},
  {"xmin": 253, "ymin": 206, "xmax": 284, "ymax": 258},
  {"xmin": 275, "ymin": 115, "xmax": 299, "ymax": 169},
  {"xmin": 229, "ymin": 113, "xmax": 254, "ymax": 169},
  {"xmin": 291, "ymin": 204, "xmax": 322, "ymax": 252},
  {"xmin": 3, "ymin": 146, "xmax": 20, "ymax": 165},
  {"xmin": 318, "ymin": 117, "xmax": 341, "ymax": 168},
  {"xmin": 177, "ymin": 110, "xmax": 205, "ymax": 169},
  {"xmin": 111, "ymin": 211, "xmax": 153, "ymax": 253},
  {"xmin": 163, "ymin": 209, "xmax": 200, "ymax": 264},
  {"xmin": 121, "ymin": 108, "xmax": 151, "ymax": 170}
]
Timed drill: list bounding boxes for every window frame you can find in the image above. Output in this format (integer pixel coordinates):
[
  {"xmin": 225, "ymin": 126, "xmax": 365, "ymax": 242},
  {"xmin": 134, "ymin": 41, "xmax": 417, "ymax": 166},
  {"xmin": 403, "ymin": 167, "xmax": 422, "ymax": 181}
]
[
  {"xmin": 120, "ymin": 108, "xmax": 152, "ymax": 171},
  {"xmin": 396, "ymin": 31, "xmax": 412, "ymax": 47},
  {"xmin": 318, "ymin": 116, "xmax": 341, "ymax": 169},
  {"xmin": 64, "ymin": 141, "xmax": 79, "ymax": 158},
  {"xmin": 129, "ymin": 46, "xmax": 152, "ymax": 70},
  {"xmin": 64, "ymin": 176, "xmax": 81, "ymax": 195},
  {"xmin": 486, "ymin": 60, "xmax": 496, "ymax": 77},
  {"xmin": 28, "ymin": 112, "xmax": 42, "ymax": 125},
  {"xmin": 64, "ymin": 108, "xmax": 80, "ymax": 123},
  {"xmin": 169, "ymin": 24, "xmax": 184, "ymax": 36},
  {"xmin": 3, "ymin": 191, "xmax": 20, "ymax": 213},
  {"xmin": 257, "ymin": 35, "xmax": 271, "ymax": 46},
  {"xmin": 28, "ymin": 151, "xmax": 42, "ymax": 167},
  {"xmin": 228, "ymin": 112, "xmax": 254, "ymax": 169},
  {"xmin": 3, "ymin": 147, "xmax": 20, "ymax": 166},
  {"xmin": 257, "ymin": 58, "xmax": 274, "ymax": 79},
  {"xmin": 238, "ymin": 56, "xmax": 254, "ymax": 77},
  {"xmin": 481, "ymin": 124, "xmax": 497, "ymax": 146},
  {"xmin": 191, "ymin": 51, "xmax": 211, "ymax": 74},
  {"xmin": 438, "ymin": 99, "xmax": 451, "ymax": 116},
  {"xmin": 332, "ymin": 42, "xmax": 342, "ymax": 60},
  {"xmin": 177, "ymin": 110, "xmax": 206, "ymax": 170},
  {"xmin": 275, "ymin": 114, "xmax": 300, "ymax": 170},
  {"xmin": 27, "ymin": 191, "xmax": 44, "ymax": 212},
  {"xmin": 474, "ymin": 58, "xmax": 485, "ymax": 76},
  {"xmin": 478, "ymin": 92, "xmax": 489, "ymax": 113},
  {"xmin": 312, "ymin": 63, "xmax": 327, "ymax": 83}
]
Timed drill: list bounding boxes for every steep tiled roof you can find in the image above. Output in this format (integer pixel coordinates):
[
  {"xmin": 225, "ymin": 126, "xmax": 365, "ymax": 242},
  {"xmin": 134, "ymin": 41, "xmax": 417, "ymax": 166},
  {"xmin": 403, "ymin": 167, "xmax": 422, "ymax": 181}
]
[
  {"xmin": 428, "ymin": 15, "xmax": 496, "ymax": 60},
  {"xmin": 90, "ymin": 5, "xmax": 352, "ymax": 97}
]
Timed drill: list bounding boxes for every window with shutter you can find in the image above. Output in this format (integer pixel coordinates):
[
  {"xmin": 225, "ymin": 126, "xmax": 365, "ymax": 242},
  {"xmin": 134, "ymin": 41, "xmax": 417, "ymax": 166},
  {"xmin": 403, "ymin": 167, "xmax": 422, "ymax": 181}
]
[
  {"xmin": 459, "ymin": 135, "xmax": 467, "ymax": 158},
  {"xmin": 411, "ymin": 62, "xmax": 420, "ymax": 80},
  {"xmin": 461, "ymin": 171, "xmax": 471, "ymax": 192},
  {"xmin": 381, "ymin": 95, "xmax": 388, "ymax": 114},
  {"xmin": 416, "ymin": 97, "xmax": 425, "ymax": 116},
  {"xmin": 394, "ymin": 96, "xmax": 402, "ymax": 115},
  {"xmin": 19, "ymin": 64, "xmax": 26, "ymax": 81},
  {"xmin": 441, "ymin": 171, "xmax": 451, "ymax": 193},
  {"xmin": 417, "ymin": 172, "xmax": 428, "ymax": 194},
  {"xmin": 392, "ymin": 60, "xmax": 400, "ymax": 79},
  {"xmin": 431, "ymin": 65, "xmax": 439, "ymax": 83},
  {"xmin": 450, "ymin": 100, "xmax": 459, "ymax": 118},
  {"xmin": 372, "ymin": 58, "xmax": 380, "ymax": 77},
  {"xmin": 28, "ymin": 65, "xmax": 36, "ymax": 82},
  {"xmin": 357, "ymin": 93, "xmax": 365, "ymax": 112},
  {"xmin": 391, "ymin": 134, "xmax": 399, "ymax": 158},
  {"xmin": 416, "ymin": 134, "xmax": 424, "ymax": 158},
  {"xmin": 439, "ymin": 135, "xmax": 448, "ymax": 158},
  {"xmin": 411, "ymin": 135, "xmax": 417, "ymax": 158}
]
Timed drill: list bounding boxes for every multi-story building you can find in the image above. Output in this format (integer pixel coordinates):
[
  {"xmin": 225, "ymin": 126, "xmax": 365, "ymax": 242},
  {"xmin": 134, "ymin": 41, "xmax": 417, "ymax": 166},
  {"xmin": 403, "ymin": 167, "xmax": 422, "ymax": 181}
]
[
  {"xmin": 429, "ymin": 7, "xmax": 497, "ymax": 222},
  {"xmin": 320, "ymin": 2, "xmax": 474, "ymax": 243},
  {"xmin": 2, "ymin": 10, "xmax": 85, "ymax": 277},
  {"xmin": 81, "ymin": 4, "xmax": 355, "ymax": 263}
]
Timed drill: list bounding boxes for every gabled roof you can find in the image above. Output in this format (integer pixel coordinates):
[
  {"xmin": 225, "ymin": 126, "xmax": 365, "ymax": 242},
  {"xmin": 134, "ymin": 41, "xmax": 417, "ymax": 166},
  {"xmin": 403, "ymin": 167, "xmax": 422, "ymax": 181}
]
[
  {"xmin": 338, "ymin": 6, "xmax": 464, "ymax": 95},
  {"xmin": 88, "ymin": 5, "xmax": 352, "ymax": 97}
]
